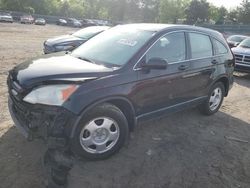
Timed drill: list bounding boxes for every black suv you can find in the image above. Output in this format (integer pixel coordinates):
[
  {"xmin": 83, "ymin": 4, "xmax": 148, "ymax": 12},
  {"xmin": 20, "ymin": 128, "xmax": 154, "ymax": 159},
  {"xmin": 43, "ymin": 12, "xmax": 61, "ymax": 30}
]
[{"xmin": 8, "ymin": 24, "xmax": 234, "ymax": 160}]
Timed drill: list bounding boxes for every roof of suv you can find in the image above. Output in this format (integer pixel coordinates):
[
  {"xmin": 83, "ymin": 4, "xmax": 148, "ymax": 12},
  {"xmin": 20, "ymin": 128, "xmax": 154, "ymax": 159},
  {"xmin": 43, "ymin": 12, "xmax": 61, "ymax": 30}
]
[{"xmin": 123, "ymin": 23, "xmax": 223, "ymax": 39}]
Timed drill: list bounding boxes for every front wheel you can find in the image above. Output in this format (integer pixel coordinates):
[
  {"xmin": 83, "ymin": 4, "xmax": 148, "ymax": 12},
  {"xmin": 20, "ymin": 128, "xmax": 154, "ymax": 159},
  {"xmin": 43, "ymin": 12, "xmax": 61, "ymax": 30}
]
[
  {"xmin": 71, "ymin": 103, "xmax": 129, "ymax": 160},
  {"xmin": 199, "ymin": 82, "xmax": 225, "ymax": 115}
]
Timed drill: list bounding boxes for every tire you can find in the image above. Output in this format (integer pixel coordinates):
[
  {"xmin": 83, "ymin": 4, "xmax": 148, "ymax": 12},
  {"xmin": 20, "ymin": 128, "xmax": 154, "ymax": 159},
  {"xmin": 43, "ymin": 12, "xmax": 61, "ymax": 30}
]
[
  {"xmin": 199, "ymin": 82, "xmax": 225, "ymax": 115},
  {"xmin": 71, "ymin": 103, "xmax": 129, "ymax": 160}
]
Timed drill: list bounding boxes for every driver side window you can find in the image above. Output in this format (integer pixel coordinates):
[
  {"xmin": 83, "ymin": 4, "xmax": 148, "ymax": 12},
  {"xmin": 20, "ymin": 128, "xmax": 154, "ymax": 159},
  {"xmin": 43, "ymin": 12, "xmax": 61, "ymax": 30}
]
[{"xmin": 146, "ymin": 32, "xmax": 186, "ymax": 63}]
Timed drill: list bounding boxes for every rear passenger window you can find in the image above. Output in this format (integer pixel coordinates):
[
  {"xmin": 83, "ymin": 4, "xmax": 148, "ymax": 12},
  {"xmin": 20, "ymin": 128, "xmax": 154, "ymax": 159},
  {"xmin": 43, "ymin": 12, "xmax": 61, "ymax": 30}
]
[
  {"xmin": 213, "ymin": 39, "xmax": 228, "ymax": 54},
  {"xmin": 189, "ymin": 33, "xmax": 213, "ymax": 59}
]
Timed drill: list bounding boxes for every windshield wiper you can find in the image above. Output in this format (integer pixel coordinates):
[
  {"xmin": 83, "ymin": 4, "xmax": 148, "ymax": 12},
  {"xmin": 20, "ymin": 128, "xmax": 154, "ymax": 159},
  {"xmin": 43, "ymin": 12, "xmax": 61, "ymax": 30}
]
[
  {"xmin": 240, "ymin": 45, "xmax": 250, "ymax": 48},
  {"xmin": 77, "ymin": 56, "xmax": 97, "ymax": 64},
  {"xmin": 75, "ymin": 56, "xmax": 121, "ymax": 68}
]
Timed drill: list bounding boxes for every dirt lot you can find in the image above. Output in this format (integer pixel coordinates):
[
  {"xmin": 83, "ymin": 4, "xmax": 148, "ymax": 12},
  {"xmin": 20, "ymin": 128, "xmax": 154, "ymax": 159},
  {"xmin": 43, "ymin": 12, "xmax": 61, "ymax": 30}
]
[{"xmin": 0, "ymin": 23, "xmax": 250, "ymax": 188}]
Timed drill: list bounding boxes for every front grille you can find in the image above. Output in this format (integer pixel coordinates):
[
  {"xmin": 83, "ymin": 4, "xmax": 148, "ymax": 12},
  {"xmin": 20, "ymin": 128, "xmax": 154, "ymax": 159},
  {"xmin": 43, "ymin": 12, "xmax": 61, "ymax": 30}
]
[
  {"xmin": 7, "ymin": 74, "xmax": 23, "ymax": 101},
  {"xmin": 11, "ymin": 96, "xmax": 30, "ymax": 125},
  {"xmin": 44, "ymin": 43, "xmax": 54, "ymax": 52},
  {"xmin": 235, "ymin": 53, "xmax": 250, "ymax": 65}
]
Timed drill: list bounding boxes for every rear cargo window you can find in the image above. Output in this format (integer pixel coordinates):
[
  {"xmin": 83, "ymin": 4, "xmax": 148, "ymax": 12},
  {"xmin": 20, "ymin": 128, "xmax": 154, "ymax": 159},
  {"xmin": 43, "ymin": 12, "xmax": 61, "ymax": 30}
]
[{"xmin": 213, "ymin": 39, "xmax": 228, "ymax": 55}]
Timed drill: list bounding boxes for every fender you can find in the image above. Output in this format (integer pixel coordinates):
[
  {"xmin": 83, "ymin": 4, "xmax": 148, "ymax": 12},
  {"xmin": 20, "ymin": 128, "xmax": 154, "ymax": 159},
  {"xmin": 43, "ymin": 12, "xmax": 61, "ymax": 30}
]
[
  {"xmin": 210, "ymin": 74, "xmax": 232, "ymax": 96},
  {"xmin": 69, "ymin": 96, "xmax": 136, "ymax": 138}
]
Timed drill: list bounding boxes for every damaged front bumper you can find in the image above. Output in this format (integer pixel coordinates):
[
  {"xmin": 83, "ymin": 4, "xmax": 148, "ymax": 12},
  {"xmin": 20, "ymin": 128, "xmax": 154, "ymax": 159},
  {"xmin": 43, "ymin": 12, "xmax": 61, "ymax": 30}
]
[{"xmin": 8, "ymin": 96, "xmax": 76, "ymax": 148}]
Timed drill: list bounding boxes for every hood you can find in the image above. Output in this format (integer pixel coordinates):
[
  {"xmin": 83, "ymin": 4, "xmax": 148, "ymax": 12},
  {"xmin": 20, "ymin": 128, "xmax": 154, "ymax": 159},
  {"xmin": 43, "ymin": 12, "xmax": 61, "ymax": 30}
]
[
  {"xmin": 45, "ymin": 35, "xmax": 86, "ymax": 46},
  {"xmin": 232, "ymin": 46, "xmax": 250, "ymax": 55},
  {"xmin": 11, "ymin": 53, "xmax": 114, "ymax": 87}
]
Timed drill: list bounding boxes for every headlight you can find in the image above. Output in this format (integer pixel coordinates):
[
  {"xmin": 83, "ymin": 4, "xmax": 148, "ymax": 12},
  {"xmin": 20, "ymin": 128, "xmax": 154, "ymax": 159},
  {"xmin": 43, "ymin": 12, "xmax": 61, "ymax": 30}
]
[
  {"xmin": 55, "ymin": 45, "xmax": 74, "ymax": 50},
  {"xmin": 23, "ymin": 85, "xmax": 79, "ymax": 106}
]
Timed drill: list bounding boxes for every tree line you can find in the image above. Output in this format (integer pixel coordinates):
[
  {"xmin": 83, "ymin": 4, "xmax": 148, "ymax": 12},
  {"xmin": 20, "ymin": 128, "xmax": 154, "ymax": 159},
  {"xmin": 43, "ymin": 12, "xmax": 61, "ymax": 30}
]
[{"xmin": 1, "ymin": 0, "xmax": 250, "ymax": 24}]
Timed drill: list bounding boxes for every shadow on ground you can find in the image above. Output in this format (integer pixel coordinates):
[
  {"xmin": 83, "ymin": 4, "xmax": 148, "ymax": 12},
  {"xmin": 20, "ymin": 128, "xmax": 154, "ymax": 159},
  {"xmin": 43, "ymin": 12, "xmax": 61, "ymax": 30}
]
[{"xmin": 1, "ymin": 108, "xmax": 250, "ymax": 188}]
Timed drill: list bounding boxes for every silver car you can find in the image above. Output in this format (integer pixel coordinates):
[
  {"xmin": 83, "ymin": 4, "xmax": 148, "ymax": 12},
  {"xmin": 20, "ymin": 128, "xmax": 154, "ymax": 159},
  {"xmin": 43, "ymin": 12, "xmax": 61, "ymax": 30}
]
[
  {"xmin": 0, "ymin": 13, "xmax": 13, "ymax": 23},
  {"xmin": 232, "ymin": 38, "xmax": 250, "ymax": 73}
]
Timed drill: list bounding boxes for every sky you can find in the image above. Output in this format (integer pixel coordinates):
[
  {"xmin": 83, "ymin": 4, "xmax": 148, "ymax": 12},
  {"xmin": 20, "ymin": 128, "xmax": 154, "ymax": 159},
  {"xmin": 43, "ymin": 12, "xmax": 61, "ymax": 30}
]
[{"xmin": 207, "ymin": 0, "xmax": 242, "ymax": 9}]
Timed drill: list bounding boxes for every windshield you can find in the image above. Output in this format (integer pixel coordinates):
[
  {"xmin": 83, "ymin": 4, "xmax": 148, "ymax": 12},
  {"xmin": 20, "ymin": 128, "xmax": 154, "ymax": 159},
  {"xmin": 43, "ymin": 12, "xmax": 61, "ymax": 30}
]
[
  {"xmin": 228, "ymin": 35, "xmax": 247, "ymax": 43},
  {"xmin": 71, "ymin": 25, "xmax": 154, "ymax": 67},
  {"xmin": 72, "ymin": 27, "xmax": 108, "ymax": 39},
  {"xmin": 239, "ymin": 38, "xmax": 250, "ymax": 48}
]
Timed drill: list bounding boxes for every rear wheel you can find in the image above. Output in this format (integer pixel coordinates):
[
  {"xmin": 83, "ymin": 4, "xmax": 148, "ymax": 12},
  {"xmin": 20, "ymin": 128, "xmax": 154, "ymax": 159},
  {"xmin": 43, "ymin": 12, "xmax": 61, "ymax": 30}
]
[
  {"xmin": 199, "ymin": 82, "xmax": 225, "ymax": 115},
  {"xmin": 71, "ymin": 103, "xmax": 129, "ymax": 160}
]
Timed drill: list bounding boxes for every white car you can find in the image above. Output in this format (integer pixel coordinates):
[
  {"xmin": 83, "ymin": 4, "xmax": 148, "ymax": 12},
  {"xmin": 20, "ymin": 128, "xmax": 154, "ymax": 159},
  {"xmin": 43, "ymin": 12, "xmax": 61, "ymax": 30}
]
[
  {"xmin": 232, "ymin": 37, "xmax": 250, "ymax": 73},
  {"xmin": 0, "ymin": 13, "xmax": 13, "ymax": 23}
]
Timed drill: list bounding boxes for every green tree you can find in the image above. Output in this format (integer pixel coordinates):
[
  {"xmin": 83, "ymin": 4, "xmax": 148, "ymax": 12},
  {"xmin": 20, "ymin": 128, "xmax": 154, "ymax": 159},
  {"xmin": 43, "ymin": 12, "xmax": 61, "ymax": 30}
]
[
  {"xmin": 227, "ymin": 8, "xmax": 240, "ymax": 22},
  {"xmin": 238, "ymin": 0, "xmax": 250, "ymax": 24},
  {"xmin": 159, "ymin": 0, "xmax": 190, "ymax": 23},
  {"xmin": 185, "ymin": 0, "xmax": 210, "ymax": 24}
]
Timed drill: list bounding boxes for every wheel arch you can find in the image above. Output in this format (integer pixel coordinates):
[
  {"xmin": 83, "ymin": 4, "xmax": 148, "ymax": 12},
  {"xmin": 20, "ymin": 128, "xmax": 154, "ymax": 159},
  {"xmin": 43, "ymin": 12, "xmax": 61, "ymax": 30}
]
[
  {"xmin": 214, "ymin": 76, "xmax": 230, "ymax": 96},
  {"xmin": 69, "ymin": 96, "xmax": 137, "ymax": 138}
]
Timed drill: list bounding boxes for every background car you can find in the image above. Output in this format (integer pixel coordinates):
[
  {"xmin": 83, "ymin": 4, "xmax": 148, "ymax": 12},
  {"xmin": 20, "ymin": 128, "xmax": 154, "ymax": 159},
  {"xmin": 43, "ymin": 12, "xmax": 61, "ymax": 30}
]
[
  {"xmin": 20, "ymin": 15, "xmax": 34, "ymax": 24},
  {"xmin": 80, "ymin": 19, "xmax": 97, "ymax": 27},
  {"xmin": 44, "ymin": 26, "xmax": 110, "ymax": 54},
  {"xmin": 232, "ymin": 37, "xmax": 250, "ymax": 73},
  {"xmin": 35, "ymin": 18, "xmax": 46, "ymax": 25},
  {"xmin": 227, "ymin": 35, "xmax": 248, "ymax": 48},
  {"xmin": 0, "ymin": 13, "xmax": 13, "ymax": 23},
  {"xmin": 56, "ymin": 19, "xmax": 67, "ymax": 26},
  {"xmin": 67, "ymin": 18, "xmax": 82, "ymax": 28}
]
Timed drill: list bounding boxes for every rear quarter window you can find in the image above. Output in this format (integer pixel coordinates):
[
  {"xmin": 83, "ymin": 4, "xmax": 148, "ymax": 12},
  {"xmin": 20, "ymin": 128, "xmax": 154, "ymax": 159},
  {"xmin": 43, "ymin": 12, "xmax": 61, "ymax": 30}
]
[
  {"xmin": 189, "ymin": 33, "xmax": 213, "ymax": 59},
  {"xmin": 213, "ymin": 39, "xmax": 228, "ymax": 55}
]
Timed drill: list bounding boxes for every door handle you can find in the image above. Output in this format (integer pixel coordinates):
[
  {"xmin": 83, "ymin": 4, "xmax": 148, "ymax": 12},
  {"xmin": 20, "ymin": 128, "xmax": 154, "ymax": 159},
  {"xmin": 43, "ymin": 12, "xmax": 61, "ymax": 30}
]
[
  {"xmin": 178, "ymin": 64, "xmax": 189, "ymax": 71},
  {"xmin": 211, "ymin": 59, "xmax": 218, "ymax": 64}
]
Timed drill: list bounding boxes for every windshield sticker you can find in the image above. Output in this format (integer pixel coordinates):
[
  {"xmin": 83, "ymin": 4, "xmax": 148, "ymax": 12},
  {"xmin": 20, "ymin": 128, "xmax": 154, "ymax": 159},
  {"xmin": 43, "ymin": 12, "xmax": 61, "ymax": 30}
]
[{"xmin": 117, "ymin": 39, "xmax": 138, "ymax": 47}]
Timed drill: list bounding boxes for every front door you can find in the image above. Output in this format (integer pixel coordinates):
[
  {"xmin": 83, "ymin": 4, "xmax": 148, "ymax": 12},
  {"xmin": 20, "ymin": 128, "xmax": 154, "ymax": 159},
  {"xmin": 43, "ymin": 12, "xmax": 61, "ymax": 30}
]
[{"xmin": 133, "ymin": 32, "xmax": 191, "ymax": 116}]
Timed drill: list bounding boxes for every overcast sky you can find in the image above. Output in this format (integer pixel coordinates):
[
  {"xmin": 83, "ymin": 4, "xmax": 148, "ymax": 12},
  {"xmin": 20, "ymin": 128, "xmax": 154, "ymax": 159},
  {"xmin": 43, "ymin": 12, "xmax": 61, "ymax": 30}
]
[{"xmin": 207, "ymin": 0, "xmax": 242, "ymax": 9}]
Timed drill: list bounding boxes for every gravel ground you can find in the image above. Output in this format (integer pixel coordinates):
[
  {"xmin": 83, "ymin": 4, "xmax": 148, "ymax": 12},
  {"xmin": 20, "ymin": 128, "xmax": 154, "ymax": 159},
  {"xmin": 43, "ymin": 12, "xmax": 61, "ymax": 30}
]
[{"xmin": 0, "ymin": 23, "xmax": 250, "ymax": 188}]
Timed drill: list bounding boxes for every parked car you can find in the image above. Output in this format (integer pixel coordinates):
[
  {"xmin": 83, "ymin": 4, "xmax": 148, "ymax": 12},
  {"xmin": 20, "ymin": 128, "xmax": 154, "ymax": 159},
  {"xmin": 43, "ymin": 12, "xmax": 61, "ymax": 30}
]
[
  {"xmin": 56, "ymin": 19, "xmax": 67, "ymax": 26},
  {"xmin": 227, "ymin": 35, "xmax": 248, "ymax": 48},
  {"xmin": 0, "ymin": 13, "xmax": 13, "ymax": 23},
  {"xmin": 232, "ymin": 38, "xmax": 250, "ymax": 73},
  {"xmin": 80, "ymin": 19, "xmax": 97, "ymax": 27},
  {"xmin": 35, "ymin": 18, "xmax": 46, "ymax": 25},
  {"xmin": 20, "ymin": 15, "xmax": 34, "ymax": 24},
  {"xmin": 8, "ymin": 24, "xmax": 234, "ymax": 160},
  {"xmin": 44, "ymin": 26, "xmax": 110, "ymax": 54},
  {"xmin": 67, "ymin": 18, "xmax": 82, "ymax": 28}
]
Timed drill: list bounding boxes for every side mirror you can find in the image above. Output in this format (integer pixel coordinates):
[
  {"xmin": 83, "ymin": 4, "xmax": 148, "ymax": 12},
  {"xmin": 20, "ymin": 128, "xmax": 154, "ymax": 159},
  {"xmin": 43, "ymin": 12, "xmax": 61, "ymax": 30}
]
[{"xmin": 141, "ymin": 58, "xmax": 168, "ymax": 70}]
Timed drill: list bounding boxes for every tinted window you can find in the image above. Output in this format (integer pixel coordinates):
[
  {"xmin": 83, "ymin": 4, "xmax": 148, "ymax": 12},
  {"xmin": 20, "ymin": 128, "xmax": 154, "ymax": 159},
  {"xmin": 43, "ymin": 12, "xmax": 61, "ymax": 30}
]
[
  {"xmin": 146, "ymin": 32, "xmax": 186, "ymax": 63},
  {"xmin": 189, "ymin": 33, "xmax": 212, "ymax": 59},
  {"xmin": 214, "ymin": 39, "xmax": 228, "ymax": 54}
]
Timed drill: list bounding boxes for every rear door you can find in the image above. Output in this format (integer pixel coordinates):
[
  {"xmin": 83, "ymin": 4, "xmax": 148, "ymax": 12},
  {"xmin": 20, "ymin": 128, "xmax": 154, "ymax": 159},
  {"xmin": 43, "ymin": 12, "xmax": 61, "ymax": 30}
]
[{"xmin": 185, "ymin": 32, "xmax": 215, "ymax": 98}]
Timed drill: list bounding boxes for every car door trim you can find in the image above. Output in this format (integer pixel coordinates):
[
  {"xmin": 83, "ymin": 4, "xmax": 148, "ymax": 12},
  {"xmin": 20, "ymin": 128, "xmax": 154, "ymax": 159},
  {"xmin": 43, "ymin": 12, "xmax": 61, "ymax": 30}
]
[{"xmin": 136, "ymin": 96, "xmax": 207, "ymax": 120}]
